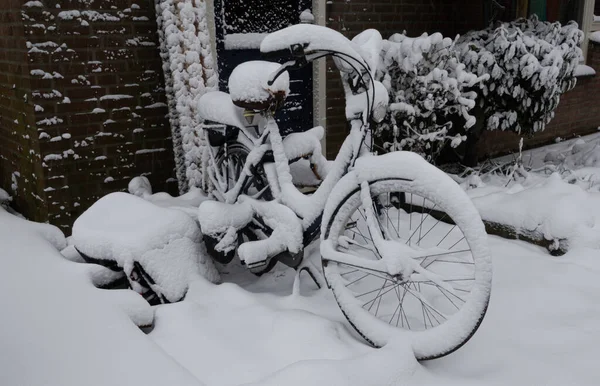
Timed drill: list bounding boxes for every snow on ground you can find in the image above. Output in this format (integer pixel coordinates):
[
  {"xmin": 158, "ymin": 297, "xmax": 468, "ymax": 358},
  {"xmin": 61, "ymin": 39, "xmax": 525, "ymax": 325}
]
[
  {"xmin": 0, "ymin": 207, "xmax": 203, "ymax": 386},
  {"xmin": 146, "ymin": 239, "xmax": 600, "ymax": 386},
  {"xmin": 460, "ymin": 132, "xmax": 600, "ymax": 250},
  {"xmin": 5, "ymin": 132, "xmax": 600, "ymax": 385},
  {"xmin": 2, "ymin": 195, "xmax": 600, "ymax": 385}
]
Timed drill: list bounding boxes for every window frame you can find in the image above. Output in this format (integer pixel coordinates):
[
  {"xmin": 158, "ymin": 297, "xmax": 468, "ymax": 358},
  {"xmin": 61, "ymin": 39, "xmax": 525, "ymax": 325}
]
[{"xmin": 581, "ymin": 0, "xmax": 596, "ymax": 62}]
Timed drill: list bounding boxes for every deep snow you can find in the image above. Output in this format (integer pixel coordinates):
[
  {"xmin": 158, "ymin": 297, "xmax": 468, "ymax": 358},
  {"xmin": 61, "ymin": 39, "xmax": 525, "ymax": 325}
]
[{"xmin": 2, "ymin": 171, "xmax": 600, "ymax": 385}]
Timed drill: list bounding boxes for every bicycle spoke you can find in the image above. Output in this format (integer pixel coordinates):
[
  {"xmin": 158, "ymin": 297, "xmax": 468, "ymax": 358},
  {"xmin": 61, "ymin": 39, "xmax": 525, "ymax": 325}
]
[
  {"xmin": 449, "ymin": 236, "xmax": 466, "ymax": 250},
  {"xmin": 437, "ymin": 224, "xmax": 457, "ymax": 247},
  {"xmin": 344, "ymin": 273, "xmax": 370, "ymax": 287},
  {"xmin": 406, "ymin": 203, "xmax": 438, "ymax": 245}
]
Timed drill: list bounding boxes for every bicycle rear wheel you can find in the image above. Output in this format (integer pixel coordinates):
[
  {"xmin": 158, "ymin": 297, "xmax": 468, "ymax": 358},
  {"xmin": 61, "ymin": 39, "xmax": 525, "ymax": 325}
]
[
  {"xmin": 205, "ymin": 142, "xmax": 275, "ymax": 272},
  {"xmin": 321, "ymin": 165, "xmax": 491, "ymax": 360},
  {"xmin": 211, "ymin": 142, "xmax": 270, "ymax": 201}
]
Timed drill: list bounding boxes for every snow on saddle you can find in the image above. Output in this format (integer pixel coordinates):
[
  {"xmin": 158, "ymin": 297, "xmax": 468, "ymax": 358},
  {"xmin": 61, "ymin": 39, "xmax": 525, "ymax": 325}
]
[
  {"xmin": 228, "ymin": 60, "xmax": 290, "ymax": 111},
  {"xmin": 72, "ymin": 192, "xmax": 220, "ymax": 304}
]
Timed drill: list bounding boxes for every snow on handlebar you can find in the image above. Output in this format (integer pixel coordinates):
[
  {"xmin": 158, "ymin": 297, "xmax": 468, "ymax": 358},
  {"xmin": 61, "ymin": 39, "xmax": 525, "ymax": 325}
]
[{"xmin": 261, "ymin": 24, "xmax": 372, "ymax": 80}]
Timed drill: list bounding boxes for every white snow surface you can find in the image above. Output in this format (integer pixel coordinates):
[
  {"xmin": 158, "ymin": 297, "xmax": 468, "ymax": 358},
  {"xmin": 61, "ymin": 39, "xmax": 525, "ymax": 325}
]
[
  {"xmin": 2, "ymin": 191, "xmax": 600, "ymax": 384},
  {"xmin": 574, "ymin": 64, "xmax": 596, "ymax": 77},
  {"xmin": 71, "ymin": 192, "xmax": 220, "ymax": 301},
  {"xmin": 0, "ymin": 207, "xmax": 204, "ymax": 386},
  {"xmin": 590, "ymin": 31, "xmax": 600, "ymax": 44},
  {"xmin": 224, "ymin": 33, "xmax": 268, "ymax": 50},
  {"xmin": 228, "ymin": 61, "xmax": 290, "ymax": 106},
  {"xmin": 472, "ymin": 173, "xmax": 600, "ymax": 249},
  {"xmin": 129, "ymin": 176, "xmax": 210, "ymax": 219},
  {"xmin": 467, "ymin": 132, "xmax": 600, "ymax": 250}
]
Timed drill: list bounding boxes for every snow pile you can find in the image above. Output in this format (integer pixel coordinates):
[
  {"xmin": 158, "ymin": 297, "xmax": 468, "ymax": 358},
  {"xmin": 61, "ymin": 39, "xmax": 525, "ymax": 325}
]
[
  {"xmin": 129, "ymin": 176, "xmax": 210, "ymax": 218},
  {"xmin": 154, "ymin": 0, "xmax": 218, "ymax": 192},
  {"xmin": 0, "ymin": 207, "xmax": 204, "ymax": 386},
  {"xmin": 459, "ymin": 134, "xmax": 600, "ymax": 252},
  {"xmin": 0, "ymin": 188, "xmax": 11, "ymax": 207},
  {"xmin": 72, "ymin": 192, "xmax": 220, "ymax": 302},
  {"xmin": 150, "ymin": 279, "xmax": 450, "ymax": 386},
  {"xmin": 471, "ymin": 173, "xmax": 600, "ymax": 250}
]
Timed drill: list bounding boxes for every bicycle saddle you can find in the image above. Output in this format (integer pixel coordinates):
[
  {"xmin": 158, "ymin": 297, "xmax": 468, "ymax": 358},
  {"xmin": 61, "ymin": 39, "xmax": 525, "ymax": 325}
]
[{"xmin": 228, "ymin": 60, "xmax": 290, "ymax": 111}]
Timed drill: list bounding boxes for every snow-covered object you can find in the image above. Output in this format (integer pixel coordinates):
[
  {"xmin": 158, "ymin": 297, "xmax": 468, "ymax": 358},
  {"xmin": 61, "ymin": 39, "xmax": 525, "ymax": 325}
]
[
  {"xmin": 282, "ymin": 126, "xmax": 330, "ymax": 178},
  {"xmin": 236, "ymin": 196, "xmax": 303, "ymax": 266},
  {"xmin": 574, "ymin": 64, "xmax": 596, "ymax": 77},
  {"xmin": 351, "ymin": 29, "xmax": 383, "ymax": 79},
  {"xmin": 457, "ymin": 15, "xmax": 583, "ymax": 134},
  {"xmin": 0, "ymin": 188, "xmax": 10, "ymax": 205},
  {"xmin": 72, "ymin": 193, "xmax": 220, "ymax": 302},
  {"xmin": 299, "ymin": 9, "xmax": 315, "ymax": 24},
  {"xmin": 472, "ymin": 173, "xmax": 600, "ymax": 250},
  {"xmin": 0, "ymin": 206, "xmax": 204, "ymax": 386},
  {"xmin": 228, "ymin": 61, "xmax": 290, "ymax": 107},
  {"xmin": 345, "ymin": 81, "xmax": 389, "ymax": 122},
  {"xmin": 320, "ymin": 151, "xmax": 492, "ymax": 358},
  {"xmin": 224, "ymin": 33, "xmax": 268, "ymax": 50},
  {"xmin": 378, "ymin": 31, "xmax": 486, "ymax": 162},
  {"xmin": 590, "ymin": 30, "xmax": 600, "ymax": 44},
  {"xmin": 128, "ymin": 176, "xmax": 153, "ymax": 197},
  {"xmin": 198, "ymin": 91, "xmax": 246, "ymax": 129},
  {"xmin": 154, "ymin": 0, "xmax": 218, "ymax": 191},
  {"xmin": 128, "ymin": 176, "xmax": 210, "ymax": 218},
  {"xmin": 260, "ymin": 24, "xmax": 370, "ymax": 75}
]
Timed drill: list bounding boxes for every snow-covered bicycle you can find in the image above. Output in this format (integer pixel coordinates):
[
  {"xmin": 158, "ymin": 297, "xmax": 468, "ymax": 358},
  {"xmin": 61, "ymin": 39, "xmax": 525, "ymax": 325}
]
[{"xmin": 198, "ymin": 24, "xmax": 492, "ymax": 360}]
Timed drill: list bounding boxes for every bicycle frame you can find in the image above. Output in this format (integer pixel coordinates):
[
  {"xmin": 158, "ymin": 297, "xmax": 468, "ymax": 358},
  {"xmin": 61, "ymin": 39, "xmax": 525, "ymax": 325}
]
[{"xmin": 201, "ymin": 41, "xmax": 380, "ymax": 260}]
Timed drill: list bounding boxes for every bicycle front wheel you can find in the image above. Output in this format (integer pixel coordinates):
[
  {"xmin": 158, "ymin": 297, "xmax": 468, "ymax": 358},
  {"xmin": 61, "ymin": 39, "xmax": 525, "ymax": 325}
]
[{"xmin": 321, "ymin": 157, "xmax": 492, "ymax": 360}]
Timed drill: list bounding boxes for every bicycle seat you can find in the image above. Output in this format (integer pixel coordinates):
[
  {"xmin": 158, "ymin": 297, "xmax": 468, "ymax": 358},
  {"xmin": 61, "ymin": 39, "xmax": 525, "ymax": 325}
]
[{"xmin": 228, "ymin": 60, "xmax": 290, "ymax": 111}]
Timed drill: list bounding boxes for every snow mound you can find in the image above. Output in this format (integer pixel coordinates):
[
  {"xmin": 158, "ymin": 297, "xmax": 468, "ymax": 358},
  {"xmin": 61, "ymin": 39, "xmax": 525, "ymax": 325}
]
[
  {"xmin": 129, "ymin": 176, "xmax": 209, "ymax": 219},
  {"xmin": 0, "ymin": 205, "xmax": 66, "ymax": 250},
  {"xmin": 0, "ymin": 205, "xmax": 204, "ymax": 386},
  {"xmin": 0, "ymin": 188, "xmax": 11, "ymax": 204},
  {"xmin": 72, "ymin": 192, "xmax": 220, "ymax": 302},
  {"xmin": 472, "ymin": 173, "xmax": 600, "ymax": 250},
  {"xmin": 129, "ymin": 176, "xmax": 153, "ymax": 197}
]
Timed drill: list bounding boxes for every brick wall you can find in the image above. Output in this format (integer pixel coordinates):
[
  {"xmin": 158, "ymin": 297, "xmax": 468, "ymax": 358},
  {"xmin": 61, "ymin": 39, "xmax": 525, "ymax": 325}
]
[
  {"xmin": 0, "ymin": 0, "xmax": 176, "ymax": 231},
  {"xmin": 476, "ymin": 41, "xmax": 600, "ymax": 158},
  {"xmin": 0, "ymin": 0, "xmax": 46, "ymax": 222},
  {"xmin": 324, "ymin": 0, "xmax": 484, "ymax": 158}
]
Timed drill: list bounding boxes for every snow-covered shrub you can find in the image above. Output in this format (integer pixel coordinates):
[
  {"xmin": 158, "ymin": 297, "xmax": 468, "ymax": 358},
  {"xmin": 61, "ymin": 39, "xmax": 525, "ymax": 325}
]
[
  {"xmin": 154, "ymin": 0, "xmax": 218, "ymax": 193},
  {"xmin": 457, "ymin": 15, "xmax": 583, "ymax": 135},
  {"xmin": 376, "ymin": 33, "xmax": 487, "ymax": 162}
]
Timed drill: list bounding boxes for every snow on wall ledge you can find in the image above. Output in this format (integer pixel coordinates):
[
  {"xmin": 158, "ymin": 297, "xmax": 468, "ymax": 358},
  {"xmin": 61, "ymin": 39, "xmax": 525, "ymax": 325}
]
[{"xmin": 17, "ymin": 0, "xmax": 176, "ymax": 230}]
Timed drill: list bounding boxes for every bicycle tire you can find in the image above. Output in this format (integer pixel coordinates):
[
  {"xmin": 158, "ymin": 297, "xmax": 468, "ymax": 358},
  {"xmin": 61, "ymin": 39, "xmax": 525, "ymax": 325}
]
[{"xmin": 321, "ymin": 158, "xmax": 492, "ymax": 360}]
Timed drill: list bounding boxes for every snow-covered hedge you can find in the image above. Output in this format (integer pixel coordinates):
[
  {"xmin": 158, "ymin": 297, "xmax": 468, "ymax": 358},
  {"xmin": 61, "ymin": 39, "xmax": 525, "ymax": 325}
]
[
  {"xmin": 458, "ymin": 15, "xmax": 584, "ymax": 135},
  {"xmin": 154, "ymin": 0, "xmax": 218, "ymax": 193},
  {"xmin": 375, "ymin": 16, "xmax": 583, "ymax": 164},
  {"xmin": 377, "ymin": 33, "xmax": 486, "ymax": 162}
]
